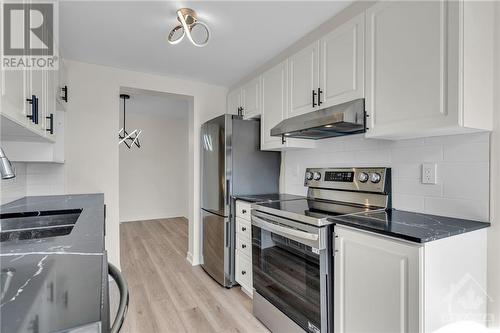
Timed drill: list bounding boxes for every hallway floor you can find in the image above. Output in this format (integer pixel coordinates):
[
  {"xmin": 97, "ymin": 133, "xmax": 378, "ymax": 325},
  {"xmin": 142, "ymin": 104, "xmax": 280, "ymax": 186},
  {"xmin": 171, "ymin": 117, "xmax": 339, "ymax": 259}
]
[{"xmin": 120, "ymin": 218, "xmax": 269, "ymax": 333}]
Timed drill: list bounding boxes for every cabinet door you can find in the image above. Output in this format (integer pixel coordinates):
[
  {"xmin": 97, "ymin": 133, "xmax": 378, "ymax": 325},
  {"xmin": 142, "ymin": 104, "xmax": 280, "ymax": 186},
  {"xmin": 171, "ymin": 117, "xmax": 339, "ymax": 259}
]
[
  {"xmin": 365, "ymin": 1, "xmax": 456, "ymax": 139},
  {"xmin": 288, "ymin": 41, "xmax": 319, "ymax": 117},
  {"xmin": 1, "ymin": 69, "xmax": 30, "ymax": 125},
  {"xmin": 56, "ymin": 59, "xmax": 67, "ymax": 110},
  {"xmin": 241, "ymin": 76, "xmax": 261, "ymax": 119},
  {"xmin": 44, "ymin": 69, "xmax": 56, "ymax": 138},
  {"xmin": 334, "ymin": 226, "xmax": 422, "ymax": 333},
  {"xmin": 28, "ymin": 68, "xmax": 46, "ymax": 135},
  {"xmin": 261, "ymin": 61, "xmax": 287, "ymax": 150},
  {"xmin": 227, "ymin": 88, "xmax": 241, "ymax": 115},
  {"xmin": 320, "ymin": 13, "xmax": 364, "ymax": 108}
]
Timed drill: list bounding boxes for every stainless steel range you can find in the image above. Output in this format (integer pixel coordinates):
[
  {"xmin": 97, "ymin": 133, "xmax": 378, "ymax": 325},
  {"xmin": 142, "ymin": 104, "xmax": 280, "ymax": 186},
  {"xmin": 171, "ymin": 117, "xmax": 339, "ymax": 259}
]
[{"xmin": 251, "ymin": 167, "xmax": 391, "ymax": 333}]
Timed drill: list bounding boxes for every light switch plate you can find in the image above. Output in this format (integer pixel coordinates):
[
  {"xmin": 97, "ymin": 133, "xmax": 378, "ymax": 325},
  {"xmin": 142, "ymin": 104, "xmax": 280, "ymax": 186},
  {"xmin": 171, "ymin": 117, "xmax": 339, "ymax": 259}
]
[{"xmin": 422, "ymin": 163, "xmax": 437, "ymax": 184}]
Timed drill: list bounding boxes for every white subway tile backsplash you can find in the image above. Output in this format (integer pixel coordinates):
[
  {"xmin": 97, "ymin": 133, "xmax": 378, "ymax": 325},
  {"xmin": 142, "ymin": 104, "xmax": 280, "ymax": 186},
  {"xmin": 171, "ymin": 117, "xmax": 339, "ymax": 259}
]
[
  {"xmin": 391, "ymin": 145, "xmax": 443, "ymax": 163},
  {"xmin": 282, "ymin": 132, "xmax": 490, "ymax": 221},
  {"xmin": 394, "ymin": 178, "xmax": 442, "ymax": 197},
  {"xmin": 443, "ymin": 142, "xmax": 490, "ymax": 162},
  {"xmin": 392, "ymin": 194, "xmax": 425, "ymax": 212},
  {"xmin": 1, "ymin": 163, "xmax": 65, "ymax": 205},
  {"xmin": 1, "ymin": 163, "xmax": 27, "ymax": 204},
  {"xmin": 440, "ymin": 162, "xmax": 490, "ymax": 201},
  {"xmin": 424, "ymin": 197, "xmax": 489, "ymax": 221}
]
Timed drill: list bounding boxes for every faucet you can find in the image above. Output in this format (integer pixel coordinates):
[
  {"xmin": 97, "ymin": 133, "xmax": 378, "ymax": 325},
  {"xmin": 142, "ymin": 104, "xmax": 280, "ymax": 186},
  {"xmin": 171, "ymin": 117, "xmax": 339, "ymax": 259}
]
[{"xmin": 0, "ymin": 147, "xmax": 15, "ymax": 179}]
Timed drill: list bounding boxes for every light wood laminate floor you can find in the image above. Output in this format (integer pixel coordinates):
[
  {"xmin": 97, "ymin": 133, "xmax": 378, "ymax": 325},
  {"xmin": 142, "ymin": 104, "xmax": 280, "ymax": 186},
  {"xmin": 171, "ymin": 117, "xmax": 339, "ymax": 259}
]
[{"xmin": 120, "ymin": 218, "xmax": 269, "ymax": 333}]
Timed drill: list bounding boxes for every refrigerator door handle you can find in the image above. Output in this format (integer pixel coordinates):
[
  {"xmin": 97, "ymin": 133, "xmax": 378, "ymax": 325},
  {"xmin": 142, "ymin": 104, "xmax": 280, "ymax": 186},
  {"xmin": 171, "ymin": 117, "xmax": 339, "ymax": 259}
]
[
  {"xmin": 225, "ymin": 220, "xmax": 230, "ymax": 247},
  {"xmin": 226, "ymin": 179, "xmax": 230, "ymax": 205}
]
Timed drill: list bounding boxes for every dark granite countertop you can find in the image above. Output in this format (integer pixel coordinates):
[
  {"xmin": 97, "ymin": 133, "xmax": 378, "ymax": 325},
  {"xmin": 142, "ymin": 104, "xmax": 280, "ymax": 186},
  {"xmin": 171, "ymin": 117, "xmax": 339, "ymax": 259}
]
[
  {"xmin": 329, "ymin": 208, "xmax": 490, "ymax": 243},
  {"xmin": 0, "ymin": 194, "xmax": 106, "ymax": 333},
  {"xmin": 232, "ymin": 193, "xmax": 305, "ymax": 203}
]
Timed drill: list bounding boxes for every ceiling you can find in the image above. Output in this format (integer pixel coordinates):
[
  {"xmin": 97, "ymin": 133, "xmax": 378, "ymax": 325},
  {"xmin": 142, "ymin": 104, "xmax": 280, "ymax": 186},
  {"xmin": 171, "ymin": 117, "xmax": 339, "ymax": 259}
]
[
  {"xmin": 59, "ymin": 1, "xmax": 352, "ymax": 87},
  {"xmin": 120, "ymin": 87, "xmax": 190, "ymax": 118}
]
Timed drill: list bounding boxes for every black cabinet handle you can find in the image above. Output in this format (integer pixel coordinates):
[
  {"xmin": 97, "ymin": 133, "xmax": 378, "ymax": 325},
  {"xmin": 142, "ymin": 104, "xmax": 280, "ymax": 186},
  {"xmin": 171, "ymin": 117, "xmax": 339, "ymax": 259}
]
[
  {"xmin": 241, "ymin": 227, "xmax": 247, "ymax": 232},
  {"xmin": 46, "ymin": 113, "xmax": 54, "ymax": 134},
  {"xmin": 241, "ymin": 244, "xmax": 247, "ymax": 249},
  {"xmin": 241, "ymin": 270, "xmax": 246, "ymax": 275},
  {"xmin": 318, "ymin": 88, "xmax": 323, "ymax": 106},
  {"xmin": 61, "ymin": 85, "xmax": 68, "ymax": 102},
  {"xmin": 26, "ymin": 95, "xmax": 35, "ymax": 122},
  {"xmin": 242, "ymin": 209, "xmax": 247, "ymax": 214},
  {"xmin": 312, "ymin": 90, "xmax": 317, "ymax": 107},
  {"xmin": 33, "ymin": 96, "xmax": 39, "ymax": 124}
]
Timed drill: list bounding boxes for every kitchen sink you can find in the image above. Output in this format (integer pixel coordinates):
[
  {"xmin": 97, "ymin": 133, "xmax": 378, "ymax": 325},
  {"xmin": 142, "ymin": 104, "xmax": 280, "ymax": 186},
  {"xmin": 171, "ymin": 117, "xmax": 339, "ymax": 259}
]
[{"xmin": 0, "ymin": 209, "xmax": 83, "ymax": 242}]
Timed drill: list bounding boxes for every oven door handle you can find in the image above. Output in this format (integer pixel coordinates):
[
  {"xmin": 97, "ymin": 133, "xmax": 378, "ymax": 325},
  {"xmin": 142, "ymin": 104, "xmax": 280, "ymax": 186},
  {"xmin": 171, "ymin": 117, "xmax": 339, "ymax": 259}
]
[{"xmin": 252, "ymin": 215, "xmax": 319, "ymax": 243}]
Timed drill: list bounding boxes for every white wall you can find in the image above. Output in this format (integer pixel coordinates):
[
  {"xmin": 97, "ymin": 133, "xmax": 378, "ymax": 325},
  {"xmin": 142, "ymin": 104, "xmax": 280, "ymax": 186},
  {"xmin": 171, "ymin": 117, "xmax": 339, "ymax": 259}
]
[
  {"xmin": 487, "ymin": 2, "xmax": 500, "ymax": 327},
  {"xmin": 119, "ymin": 111, "xmax": 189, "ymax": 222},
  {"xmin": 63, "ymin": 60, "xmax": 226, "ymax": 267},
  {"xmin": 282, "ymin": 132, "xmax": 490, "ymax": 221}
]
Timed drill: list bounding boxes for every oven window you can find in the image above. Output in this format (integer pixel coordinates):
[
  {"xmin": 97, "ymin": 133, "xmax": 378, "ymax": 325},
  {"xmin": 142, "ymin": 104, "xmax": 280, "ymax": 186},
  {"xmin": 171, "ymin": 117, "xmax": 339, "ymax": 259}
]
[{"xmin": 252, "ymin": 225, "xmax": 321, "ymax": 333}]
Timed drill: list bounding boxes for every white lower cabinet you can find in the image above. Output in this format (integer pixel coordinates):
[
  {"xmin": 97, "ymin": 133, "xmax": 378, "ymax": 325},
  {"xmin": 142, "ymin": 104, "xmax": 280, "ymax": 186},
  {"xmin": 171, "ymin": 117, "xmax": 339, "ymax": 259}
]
[
  {"xmin": 235, "ymin": 200, "xmax": 253, "ymax": 297},
  {"xmin": 334, "ymin": 225, "xmax": 487, "ymax": 333}
]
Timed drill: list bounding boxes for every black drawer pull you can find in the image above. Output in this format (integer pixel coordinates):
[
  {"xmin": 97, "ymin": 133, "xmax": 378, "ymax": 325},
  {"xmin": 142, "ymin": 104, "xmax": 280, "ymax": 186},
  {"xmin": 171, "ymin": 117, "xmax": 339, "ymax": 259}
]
[
  {"xmin": 312, "ymin": 89, "xmax": 317, "ymax": 107},
  {"xmin": 241, "ymin": 227, "xmax": 247, "ymax": 232},
  {"xmin": 46, "ymin": 113, "xmax": 54, "ymax": 134},
  {"xmin": 318, "ymin": 88, "xmax": 323, "ymax": 106},
  {"xmin": 241, "ymin": 270, "xmax": 246, "ymax": 275},
  {"xmin": 241, "ymin": 244, "xmax": 247, "ymax": 249},
  {"xmin": 242, "ymin": 209, "xmax": 247, "ymax": 214},
  {"xmin": 61, "ymin": 85, "xmax": 68, "ymax": 102}
]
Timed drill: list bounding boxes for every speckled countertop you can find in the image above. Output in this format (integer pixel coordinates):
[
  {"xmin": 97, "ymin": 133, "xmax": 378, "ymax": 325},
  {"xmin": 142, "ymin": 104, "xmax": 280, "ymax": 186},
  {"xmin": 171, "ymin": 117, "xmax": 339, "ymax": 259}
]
[
  {"xmin": 0, "ymin": 194, "xmax": 106, "ymax": 333},
  {"xmin": 329, "ymin": 209, "xmax": 490, "ymax": 243}
]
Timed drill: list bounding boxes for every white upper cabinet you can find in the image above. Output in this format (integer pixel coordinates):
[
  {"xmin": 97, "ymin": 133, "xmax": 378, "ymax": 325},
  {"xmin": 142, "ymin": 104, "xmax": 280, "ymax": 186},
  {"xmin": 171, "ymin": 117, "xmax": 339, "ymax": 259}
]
[
  {"xmin": 365, "ymin": 1, "xmax": 495, "ymax": 139},
  {"xmin": 241, "ymin": 76, "xmax": 261, "ymax": 119},
  {"xmin": 288, "ymin": 41, "xmax": 320, "ymax": 117},
  {"xmin": 319, "ymin": 13, "xmax": 364, "ymax": 108},
  {"xmin": 1, "ymin": 69, "xmax": 30, "ymax": 126},
  {"xmin": 261, "ymin": 61, "xmax": 315, "ymax": 151},
  {"xmin": 227, "ymin": 88, "xmax": 242, "ymax": 116}
]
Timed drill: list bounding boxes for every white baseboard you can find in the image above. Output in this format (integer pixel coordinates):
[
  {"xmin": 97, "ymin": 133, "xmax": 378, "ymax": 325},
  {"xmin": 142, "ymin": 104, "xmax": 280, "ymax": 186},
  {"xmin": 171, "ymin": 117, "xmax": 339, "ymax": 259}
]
[{"xmin": 186, "ymin": 251, "xmax": 201, "ymax": 266}]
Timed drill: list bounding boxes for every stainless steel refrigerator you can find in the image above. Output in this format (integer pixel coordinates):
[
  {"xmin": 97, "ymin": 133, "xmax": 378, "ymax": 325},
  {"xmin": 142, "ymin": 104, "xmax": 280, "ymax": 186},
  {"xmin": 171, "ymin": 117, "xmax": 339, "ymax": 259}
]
[{"xmin": 201, "ymin": 115, "xmax": 281, "ymax": 287}]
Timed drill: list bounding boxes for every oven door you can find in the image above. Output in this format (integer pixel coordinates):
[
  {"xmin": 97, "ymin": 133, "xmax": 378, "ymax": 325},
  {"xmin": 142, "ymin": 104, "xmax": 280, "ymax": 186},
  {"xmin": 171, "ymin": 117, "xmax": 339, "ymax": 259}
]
[{"xmin": 251, "ymin": 210, "xmax": 332, "ymax": 333}]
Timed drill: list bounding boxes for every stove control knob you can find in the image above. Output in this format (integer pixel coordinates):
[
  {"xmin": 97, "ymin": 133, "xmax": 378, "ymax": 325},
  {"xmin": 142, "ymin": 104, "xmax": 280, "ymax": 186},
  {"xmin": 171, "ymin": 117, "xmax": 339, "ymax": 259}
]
[
  {"xmin": 370, "ymin": 172, "xmax": 381, "ymax": 183},
  {"xmin": 358, "ymin": 172, "xmax": 369, "ymax": 183},
  {"xmin": 313, "ymin": 172, "xmax": 321, "ymax": 181},
  {"xmin": 305, "ymin": 171, "xmax": 313, "ymax": 181}
]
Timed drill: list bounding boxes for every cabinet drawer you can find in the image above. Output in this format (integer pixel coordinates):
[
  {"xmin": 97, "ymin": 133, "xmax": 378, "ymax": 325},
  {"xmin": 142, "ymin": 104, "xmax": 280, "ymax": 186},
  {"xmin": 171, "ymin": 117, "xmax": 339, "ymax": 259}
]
[
  {"xmin": 235, "ymin": 249, "xmax": 252, "ymax": 287},
  {"xmin": 236, "ymin": 217, "xmax": 251, "ymax": 239},
  {"xmin": 236, "ymin": 201, "xmax": 251, "ymax": 220},
  {"xmin": 236, "ymin": 233, "xmax": 252, "ymax": 258}
]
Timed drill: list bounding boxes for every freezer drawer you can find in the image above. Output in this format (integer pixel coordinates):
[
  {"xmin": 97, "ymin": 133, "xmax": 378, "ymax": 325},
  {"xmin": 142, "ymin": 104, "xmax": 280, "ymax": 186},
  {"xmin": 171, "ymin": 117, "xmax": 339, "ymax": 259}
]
[{"xmin": 201, "ymin": 209, "xmax": 231, "ymax": 287}]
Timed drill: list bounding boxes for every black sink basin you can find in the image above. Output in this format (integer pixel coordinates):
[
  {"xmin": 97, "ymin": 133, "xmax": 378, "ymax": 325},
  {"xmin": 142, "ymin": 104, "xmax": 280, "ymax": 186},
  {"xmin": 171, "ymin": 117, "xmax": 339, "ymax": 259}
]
[{"xmin": 0, "ymin": 209, "xmax": 83, "ymax": 242}]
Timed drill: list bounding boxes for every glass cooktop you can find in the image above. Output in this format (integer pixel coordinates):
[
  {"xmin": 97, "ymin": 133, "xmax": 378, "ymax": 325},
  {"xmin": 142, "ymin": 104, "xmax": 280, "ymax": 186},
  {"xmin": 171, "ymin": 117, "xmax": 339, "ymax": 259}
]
[{"xmin": 254, "ymin": 199, "xmax": 379, "ymax": 226}]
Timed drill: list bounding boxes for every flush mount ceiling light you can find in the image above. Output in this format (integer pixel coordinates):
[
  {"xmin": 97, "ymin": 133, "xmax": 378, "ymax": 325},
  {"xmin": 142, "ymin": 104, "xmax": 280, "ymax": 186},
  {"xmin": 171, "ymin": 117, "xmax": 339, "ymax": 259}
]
[
  {"xmin": 118, "ymin": 94, "xmax": 142, "ymax": 149},
  {"xmin": 167, "ymin": 8, "xmax": 210, "ymax": 47}
]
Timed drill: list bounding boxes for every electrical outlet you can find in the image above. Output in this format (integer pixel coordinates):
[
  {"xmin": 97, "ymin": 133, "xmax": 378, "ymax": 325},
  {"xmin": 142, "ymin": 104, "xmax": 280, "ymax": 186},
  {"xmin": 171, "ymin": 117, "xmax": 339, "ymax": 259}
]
[{"xmin": 422, "ymin": 163, "xmax": 437, "ymax": 184}]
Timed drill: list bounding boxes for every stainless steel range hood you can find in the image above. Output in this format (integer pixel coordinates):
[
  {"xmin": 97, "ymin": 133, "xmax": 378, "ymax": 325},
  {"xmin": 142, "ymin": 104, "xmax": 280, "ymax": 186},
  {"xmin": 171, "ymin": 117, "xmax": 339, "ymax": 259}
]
[{"xmin": 271, "ymin": 98, "xmax": 366, "ymax": 140}]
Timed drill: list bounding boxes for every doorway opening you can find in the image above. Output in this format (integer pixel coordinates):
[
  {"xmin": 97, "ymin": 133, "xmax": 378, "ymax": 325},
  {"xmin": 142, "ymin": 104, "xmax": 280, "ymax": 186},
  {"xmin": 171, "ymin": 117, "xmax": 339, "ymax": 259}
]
[{"xmin": 118, "ymin": 87, "xmax": 192, "ymax": 223}]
